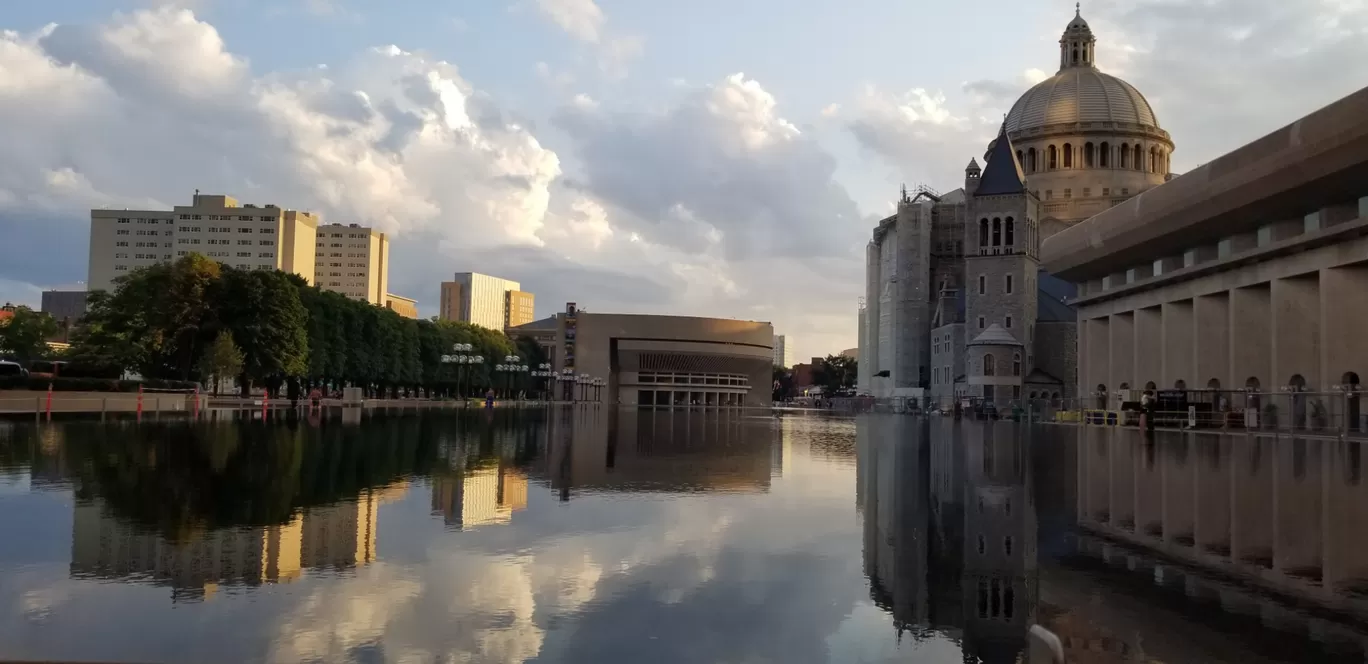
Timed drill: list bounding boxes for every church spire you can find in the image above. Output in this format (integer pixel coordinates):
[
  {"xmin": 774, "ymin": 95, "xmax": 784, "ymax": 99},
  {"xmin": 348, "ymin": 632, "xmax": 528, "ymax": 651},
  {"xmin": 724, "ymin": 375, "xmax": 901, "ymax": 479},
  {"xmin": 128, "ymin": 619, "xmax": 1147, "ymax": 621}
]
[
  {"xmin": 975, "ymin": 122, "xmax": 1026, "ymax": 197},
  {"xmin": 1059, "ymin": 5, "xmax": 1097, "ymax": 71}
]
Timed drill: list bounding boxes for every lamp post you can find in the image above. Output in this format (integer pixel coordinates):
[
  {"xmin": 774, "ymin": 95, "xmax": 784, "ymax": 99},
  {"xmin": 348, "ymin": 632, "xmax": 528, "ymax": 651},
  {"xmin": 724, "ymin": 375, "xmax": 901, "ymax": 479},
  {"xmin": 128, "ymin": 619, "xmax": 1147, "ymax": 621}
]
[
  {"xmin": 497, "ymin": 355, "xmax": 522, "ymax": 399},
  {"xmin": 578, "ymin": 373, "xmax": 590, "ymax": 403},
  {"xmin": 532, "ymin": 363, "xmax": 553, "ymax": 401},
  {"xmin": 560, "ymin": 368, "xmax": 575, "ymax": 402},
  {"xmin": 592, "ymin": 377, "xmax": 604, "ymax": 403},
  {"xmin": 440, "ymin": 343, "xmax": 479, "ymax": 399}
]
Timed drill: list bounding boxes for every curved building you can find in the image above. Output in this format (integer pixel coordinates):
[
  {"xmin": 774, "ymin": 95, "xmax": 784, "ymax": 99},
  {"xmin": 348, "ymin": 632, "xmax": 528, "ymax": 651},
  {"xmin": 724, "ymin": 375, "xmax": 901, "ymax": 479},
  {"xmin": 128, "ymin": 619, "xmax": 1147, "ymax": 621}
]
[
  {"xmin": 513, "ymin": 304, "xmax": 774, "ymax": 407},
  {"xmin": 860, "ymin": 8, "xmax": 1172, "ymax": 405}
]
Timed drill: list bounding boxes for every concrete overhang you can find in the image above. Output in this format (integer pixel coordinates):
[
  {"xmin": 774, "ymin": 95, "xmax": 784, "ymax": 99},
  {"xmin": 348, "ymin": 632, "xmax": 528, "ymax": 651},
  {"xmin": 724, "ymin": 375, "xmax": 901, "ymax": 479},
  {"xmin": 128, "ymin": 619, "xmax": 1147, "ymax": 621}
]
[{"xmin": 1041, "ymin": 85, "xmax": 1368, "ymax": 282}]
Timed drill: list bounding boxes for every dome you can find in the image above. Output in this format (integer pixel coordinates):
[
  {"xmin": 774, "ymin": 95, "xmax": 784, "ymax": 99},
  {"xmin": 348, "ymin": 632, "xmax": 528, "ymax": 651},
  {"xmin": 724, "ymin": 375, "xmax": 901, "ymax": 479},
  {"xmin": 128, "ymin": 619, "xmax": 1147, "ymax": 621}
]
[{"xmin": 1005, "ymin": 68, "xmax": 1160, "ymax": 134}]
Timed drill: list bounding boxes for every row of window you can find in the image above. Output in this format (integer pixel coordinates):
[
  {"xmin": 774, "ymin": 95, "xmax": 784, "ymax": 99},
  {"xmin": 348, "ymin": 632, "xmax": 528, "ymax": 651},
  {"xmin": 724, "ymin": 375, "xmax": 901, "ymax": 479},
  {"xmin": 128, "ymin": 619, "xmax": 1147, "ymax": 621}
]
[
  {"xmin": 976, "ymin": 274, "xmax": 1014, "ymax": 296},
  {"xmin": 180, "ymin": 214, "xmax": 276, "ymax": 222},
  {"xmin": 1015, "ymin": 141, "xmax": 1167, "ymax": 174},
  {"xmin": 637, "ymin": 373, "xmax": 750, "ymax": 386},
  {"xmin": 978, "ymin": 354, "xmax": 1023, "ymax": 377},
  {"xmin": 975, "ymin": 315, "xmax": 1014, "ymax": 330},
  {"xmin": 114, "ymin": 218, "xmax": 171, "ymax": 224}
]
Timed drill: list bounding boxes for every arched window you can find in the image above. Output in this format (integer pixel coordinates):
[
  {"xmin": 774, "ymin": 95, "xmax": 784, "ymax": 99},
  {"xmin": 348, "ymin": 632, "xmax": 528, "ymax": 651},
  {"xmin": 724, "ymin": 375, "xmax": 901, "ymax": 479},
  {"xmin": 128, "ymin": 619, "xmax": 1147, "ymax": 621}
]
[
  {"xmin": 1013, "ymin": 353, "xmax": 1022, "ymax": 376},
  {"xmin": 1134, "ymin": 144, "xmax": 1144, "ymax": 171},
  {"xmin": 984, "ymin": 355, "xmax": 996, "ymax": 376},
  {"xmin": 1005, "ymin": 217, "xmax": 1015, "ymax": 246},
  {"xmin": 992, "ymin": 218, "xmax": 1001, "ymax": 246},
  {"xmin": 979, "ymin": 218, "xmax": 989, "ymax": 247},
  {"xmin": 1084, "ymin": 142, "xmax": 1095, "ymax": 168},
  {"xmin": 1063, "ymin": 143, "xmax": 1073, "ymax": 168},
  {"xmin": 1027, "ymin": 148, "xmax": 1037, "ymax": 172},
  {"xmin": 1047, "ymin": 145, "xmax": 1058, "ymax": 170},
  {"xmin": 1100, "ymin": 141, "xmax": 1110, "ymax": 167},
  {"xmin": 1072, "ymin": 47, "xmax": 1079, "ymax": 64},
  {"xmin": 1016, "ymin": 149, "xmax": 1024, "ymax": 166},
  {"xmin": 1120, "ymin": 143, "xmax": 1130, "ymax": 169}
]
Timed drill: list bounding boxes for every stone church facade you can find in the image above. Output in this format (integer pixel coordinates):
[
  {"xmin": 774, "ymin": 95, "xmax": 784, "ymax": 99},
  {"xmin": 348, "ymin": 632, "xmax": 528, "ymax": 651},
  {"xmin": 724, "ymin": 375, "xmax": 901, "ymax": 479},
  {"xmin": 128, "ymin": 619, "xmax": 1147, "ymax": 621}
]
[{"xmin": 859, "ymin": 8, "xmax": 1175, "ymax": 407}]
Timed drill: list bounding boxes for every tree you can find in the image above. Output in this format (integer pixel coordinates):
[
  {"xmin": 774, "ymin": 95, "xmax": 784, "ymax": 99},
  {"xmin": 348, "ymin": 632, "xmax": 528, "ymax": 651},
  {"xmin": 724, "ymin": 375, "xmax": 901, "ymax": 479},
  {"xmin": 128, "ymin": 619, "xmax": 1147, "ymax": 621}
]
[
  {"xmin": 216, "ymin": 268, "xmax": 308, "ymax": 394},
  {"xmin": 813, "ymin": 354, "xmax": 858, "ymax": 397},
  {"xmin": 199, "ymin": 332, "xmax": 244, "ymax": 395},
  {"xmin": 0, "ymin": 306, "xmax": 58, "ymax": 363}
]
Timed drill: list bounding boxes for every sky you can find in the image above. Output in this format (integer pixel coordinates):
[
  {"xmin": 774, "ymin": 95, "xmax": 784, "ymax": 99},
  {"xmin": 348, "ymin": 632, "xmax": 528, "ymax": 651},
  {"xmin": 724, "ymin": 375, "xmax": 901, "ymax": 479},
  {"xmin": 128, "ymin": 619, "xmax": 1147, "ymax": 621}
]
[{"xmin": 1, "ymin": 0, "xmax": 1366, "ymax": 360}]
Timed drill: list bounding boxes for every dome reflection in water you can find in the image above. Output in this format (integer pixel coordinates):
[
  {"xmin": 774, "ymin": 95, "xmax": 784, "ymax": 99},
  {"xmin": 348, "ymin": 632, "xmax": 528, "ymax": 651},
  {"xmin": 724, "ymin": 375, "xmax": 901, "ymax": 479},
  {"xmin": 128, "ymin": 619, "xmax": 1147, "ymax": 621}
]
[{"xmin": 2, "ymin": 410, "xmax": 1368, "ymax": 663}]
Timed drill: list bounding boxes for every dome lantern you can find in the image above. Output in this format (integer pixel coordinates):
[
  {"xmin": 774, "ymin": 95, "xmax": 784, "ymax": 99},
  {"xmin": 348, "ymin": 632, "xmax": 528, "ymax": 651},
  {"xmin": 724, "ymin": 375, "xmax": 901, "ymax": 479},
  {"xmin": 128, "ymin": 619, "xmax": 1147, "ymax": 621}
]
[{"xmin": 1060, "ymin": 3, "xmax": 1097, "ymax": 71}]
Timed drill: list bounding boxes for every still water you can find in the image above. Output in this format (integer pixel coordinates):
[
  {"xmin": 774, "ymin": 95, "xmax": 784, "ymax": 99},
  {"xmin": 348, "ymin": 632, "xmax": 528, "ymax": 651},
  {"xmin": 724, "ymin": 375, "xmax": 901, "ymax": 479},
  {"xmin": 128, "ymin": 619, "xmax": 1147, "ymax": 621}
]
[{"xmin": 2, "ymin": 409, "xmax": 1367, "ymax": 663}]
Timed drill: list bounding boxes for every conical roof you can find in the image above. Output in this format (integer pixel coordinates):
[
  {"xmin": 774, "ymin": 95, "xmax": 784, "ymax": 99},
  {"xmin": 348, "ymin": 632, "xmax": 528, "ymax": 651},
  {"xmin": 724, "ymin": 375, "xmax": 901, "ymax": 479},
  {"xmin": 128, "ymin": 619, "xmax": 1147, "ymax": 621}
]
[
  {"xmin": 975, "ymin": 124, "xmax": 1026, "ymax": 196},
  {"xmin": 968, "ymin": 323, "xmax": 1023, "ymax": 347}
]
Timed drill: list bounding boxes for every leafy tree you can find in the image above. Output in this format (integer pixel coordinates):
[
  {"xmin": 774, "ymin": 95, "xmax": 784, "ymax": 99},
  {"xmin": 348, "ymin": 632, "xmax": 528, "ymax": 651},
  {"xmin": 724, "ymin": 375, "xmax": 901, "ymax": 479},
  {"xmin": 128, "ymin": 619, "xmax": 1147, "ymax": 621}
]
[
  {"xmin": 0, "ymin": 306, "xmax": 58, "ymax": 363},
  {"xmin": 813, "ymin": 354, "xmax": 858, "ymax": 397},
  {"xmin": 216, "ymin": 268, "xmax": 308, "ymax": 394},
  {"xmin": 199, "ymin": 332, "xmax": 244, "ymax": 395}
]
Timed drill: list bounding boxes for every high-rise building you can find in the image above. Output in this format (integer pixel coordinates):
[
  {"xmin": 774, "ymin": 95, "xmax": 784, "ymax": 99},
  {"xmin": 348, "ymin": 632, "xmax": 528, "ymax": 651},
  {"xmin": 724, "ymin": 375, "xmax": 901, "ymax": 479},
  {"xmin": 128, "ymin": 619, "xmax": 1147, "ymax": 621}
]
[
  {"xmin": 439, "ymin": 272, "xmax": 532, "ymax": 331},
  {"xmin": 505, "ymin": 290, "xmax": 535, "ymax": 329},
  {"xmin": 385, "ymin": 293, "xmax": 418, "ymax": 319},
  {"xmin": 87, "ymin": 193, "xmax": 319, "ymax": 293},
  {"xmin": 772, "ymin": 334, "xmax": 794, "ymax": 368},
  {"xmin": 312, "ymin": 223, "xmax": 390, "ymax": 305}
]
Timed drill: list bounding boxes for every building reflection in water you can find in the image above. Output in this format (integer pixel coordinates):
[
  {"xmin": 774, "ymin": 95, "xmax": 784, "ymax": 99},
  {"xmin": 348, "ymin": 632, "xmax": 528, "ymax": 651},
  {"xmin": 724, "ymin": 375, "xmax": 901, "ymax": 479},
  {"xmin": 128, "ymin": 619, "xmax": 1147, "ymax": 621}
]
[
  {"xmin": 858, "ymin": 417, "xmax": 1037, "ymax": 663},
  {"xmin": 541, "ymin": 407, "xmax": 775, "ymax": 498},
  {"xmin": 70, "ymin": 489, "xmax": 385, "ymax": 601},
  {"xmin": 860, "ymin": 417, "xmax": 1368, "ymax": 663}
]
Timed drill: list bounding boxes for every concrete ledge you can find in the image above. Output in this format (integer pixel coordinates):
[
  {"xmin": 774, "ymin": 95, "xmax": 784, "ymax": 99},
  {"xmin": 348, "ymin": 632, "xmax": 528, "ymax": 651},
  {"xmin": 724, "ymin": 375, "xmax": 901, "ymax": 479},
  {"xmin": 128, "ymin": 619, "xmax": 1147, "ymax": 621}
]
[{"xmin": 0, "ymin": 390, "xmax": 205, "ymax": 415}]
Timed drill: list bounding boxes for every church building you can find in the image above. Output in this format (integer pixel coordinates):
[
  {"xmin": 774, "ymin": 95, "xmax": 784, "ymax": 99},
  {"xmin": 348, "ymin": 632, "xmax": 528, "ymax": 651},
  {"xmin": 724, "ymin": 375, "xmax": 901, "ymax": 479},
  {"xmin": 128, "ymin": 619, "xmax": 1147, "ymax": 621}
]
[{"xmin": 859, "ymin": 7, "xmax": 1175, "ymax": 406}]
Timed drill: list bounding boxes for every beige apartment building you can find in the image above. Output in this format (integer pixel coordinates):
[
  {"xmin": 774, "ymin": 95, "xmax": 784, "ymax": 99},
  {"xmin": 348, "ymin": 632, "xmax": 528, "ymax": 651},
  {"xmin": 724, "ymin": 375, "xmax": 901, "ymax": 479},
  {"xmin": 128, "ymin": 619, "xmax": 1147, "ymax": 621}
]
[
  {"xmin": 313, "ymin": 223, "xmax": 390, "ymax": 305},
  {"xmin": 505, "ymin": 290, "xmax": 535, "ymax": 328},
  {"xmin": 87, "ymin": 193, "xmax": 318, "ymax": 293}
]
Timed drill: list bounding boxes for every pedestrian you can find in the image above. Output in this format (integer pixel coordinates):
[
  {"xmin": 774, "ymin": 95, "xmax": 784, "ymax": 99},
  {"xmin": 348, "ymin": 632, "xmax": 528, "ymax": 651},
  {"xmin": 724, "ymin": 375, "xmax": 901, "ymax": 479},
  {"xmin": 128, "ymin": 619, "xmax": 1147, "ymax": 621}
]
[
  {"xmin": 309, "ymin": 386, "xmax": 322, "ymax": 411},
  {"xmin": 485, "ymin": 387, "xmax": 495, "ymax": 408}
]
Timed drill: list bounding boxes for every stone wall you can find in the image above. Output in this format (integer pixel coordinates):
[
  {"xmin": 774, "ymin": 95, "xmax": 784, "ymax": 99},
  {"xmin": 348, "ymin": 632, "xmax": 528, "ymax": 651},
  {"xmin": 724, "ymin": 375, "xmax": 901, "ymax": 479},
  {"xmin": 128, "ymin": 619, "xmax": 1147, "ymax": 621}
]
[{"xmin": 1035, "ymin": 322, "xmax": 1078, "ymax": 399}]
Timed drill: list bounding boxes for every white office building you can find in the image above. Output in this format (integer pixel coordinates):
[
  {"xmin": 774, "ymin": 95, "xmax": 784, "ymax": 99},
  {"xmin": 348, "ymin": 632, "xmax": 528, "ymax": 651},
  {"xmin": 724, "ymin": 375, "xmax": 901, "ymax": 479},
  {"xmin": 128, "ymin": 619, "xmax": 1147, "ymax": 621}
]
[{"xmin": 772, "ymin": 334, "xmax": 795, "ymax": 368}]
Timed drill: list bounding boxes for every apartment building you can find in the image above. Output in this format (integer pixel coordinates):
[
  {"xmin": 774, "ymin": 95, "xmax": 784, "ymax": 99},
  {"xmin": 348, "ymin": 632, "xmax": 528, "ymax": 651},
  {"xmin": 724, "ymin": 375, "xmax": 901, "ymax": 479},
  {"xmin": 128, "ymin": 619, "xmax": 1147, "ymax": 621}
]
[
  {"xmin": 439, "ymin": 273, "xmax": 533, "ymax": 331},
  {"xmin": 87, "ymin": 193, "xmax": 318, "ymax": 293},
  {"xmin": 312, "ymin": 223, "xmax": 390, "ymax": 305}
]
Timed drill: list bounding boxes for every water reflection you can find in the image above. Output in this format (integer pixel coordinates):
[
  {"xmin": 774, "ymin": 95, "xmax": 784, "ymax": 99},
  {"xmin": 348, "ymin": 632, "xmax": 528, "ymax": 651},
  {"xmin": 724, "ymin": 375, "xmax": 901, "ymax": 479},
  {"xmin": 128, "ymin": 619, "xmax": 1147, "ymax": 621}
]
[{"xmin": 8, "ymin": 410, "xmax": 1368, "ymax": 662}]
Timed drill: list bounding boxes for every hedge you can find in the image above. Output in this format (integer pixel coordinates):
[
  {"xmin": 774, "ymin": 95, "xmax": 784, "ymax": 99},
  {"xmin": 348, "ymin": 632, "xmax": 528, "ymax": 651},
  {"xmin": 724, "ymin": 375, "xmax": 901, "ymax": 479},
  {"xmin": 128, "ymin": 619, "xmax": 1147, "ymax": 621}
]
[{"xmin": 0, "ymin": 376, "xmax": 200, "ymax": 393}]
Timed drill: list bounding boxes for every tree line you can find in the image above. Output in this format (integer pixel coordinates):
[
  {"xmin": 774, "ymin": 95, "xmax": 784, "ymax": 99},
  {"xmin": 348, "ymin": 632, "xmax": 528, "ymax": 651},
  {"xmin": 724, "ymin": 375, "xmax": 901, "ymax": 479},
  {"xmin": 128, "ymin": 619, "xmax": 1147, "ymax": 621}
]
[{"xmin": 67, "ymin": 254, "xmax": 549, "ymax": 397}]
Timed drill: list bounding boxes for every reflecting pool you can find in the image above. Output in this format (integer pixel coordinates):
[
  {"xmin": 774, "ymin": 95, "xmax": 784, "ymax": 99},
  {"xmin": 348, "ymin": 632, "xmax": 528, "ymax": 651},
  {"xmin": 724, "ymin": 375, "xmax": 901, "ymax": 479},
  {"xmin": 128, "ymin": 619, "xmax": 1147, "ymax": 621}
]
[{"xmin": 1, "ymin": 409, "xmax": 1367, "ymax": 663}]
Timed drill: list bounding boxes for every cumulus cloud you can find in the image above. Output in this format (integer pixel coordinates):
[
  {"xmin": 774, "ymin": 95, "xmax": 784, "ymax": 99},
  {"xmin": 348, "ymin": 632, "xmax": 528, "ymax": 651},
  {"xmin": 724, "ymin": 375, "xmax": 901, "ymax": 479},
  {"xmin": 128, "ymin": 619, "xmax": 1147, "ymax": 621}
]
[
  {"xmin": 847, "ymin": 85, "xmax": 993, "ymax": 189},
  {"xmin": 533, "ymin": 0, "xmax": 605, "ymax": 43}
]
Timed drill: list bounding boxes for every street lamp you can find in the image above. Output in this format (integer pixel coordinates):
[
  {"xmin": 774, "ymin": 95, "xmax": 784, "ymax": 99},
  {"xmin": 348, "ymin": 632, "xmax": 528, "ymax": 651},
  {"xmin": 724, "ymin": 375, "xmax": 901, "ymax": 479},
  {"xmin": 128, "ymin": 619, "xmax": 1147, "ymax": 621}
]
[
  {"xmin": 439, "ymin": 343, "xmax": 479, "ymax": 399},
  {"xmin": 560, "ymin": 368, "xmax": 575, "ymax": 402},
  {"xmin": 592, "ymin": 377, "xmax": 605, "ymax": 403},
  {"xmin": 531, "ymin": 363, "xmax": 553, "ymax": 401},
  {"xmin": 578, "ymin": 373, "xmax": 590, "ymax": 403},
  {"xmin": 495, "ymin": 355, "xmax": 523, "ymax": 399}
]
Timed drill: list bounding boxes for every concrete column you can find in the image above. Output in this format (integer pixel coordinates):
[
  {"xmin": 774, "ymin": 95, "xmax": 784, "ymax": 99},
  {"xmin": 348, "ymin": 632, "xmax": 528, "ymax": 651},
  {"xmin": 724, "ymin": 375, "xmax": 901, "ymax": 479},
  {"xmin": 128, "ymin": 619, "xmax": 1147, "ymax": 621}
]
[
  {"xmin": 1273, "ymin": 439, "xmax": 1323, "ymax": 577},
  {"xmin": 1323, "ymin": 441, "xmax": 1368, "ymax": 591},
  {"xmin": 1134, "ymin": 307, "xmax": 1162, "ymax": 388},
  {"xmin": 1194, "ymin": 293, "xmax": 1230, "ymax": 389},
  {"xmin": 1163, "ymin": 436, "xmax": 1195, "ymax": 546},
  {"xmin": 1109, "ymin": 313, "xmax": 1135, "ymax": 389},
  {"xmin": 1321, "ymin": 266, "xmax": 1368, "ymax": 388},
  {"xmin": 1230, "ymin": 285, "xmax": 1271, "ymax": 389},
  {"xmin": 1136, "ymin": 435, "xmax": 1164, "ymax": 540},
  {"xmin": 1161, "ymin": 300, "xmax": 1194, "ymax": 388},
  {"xmin": 1078, "ymin": 316, "xmax": 1090, "ymax": 399},
  {"xmin": 1087, "ymin": 318, "xmax": 1110, "ymax": 395},
  {"xmin": 1110, "ymin": 428, "xmax": 1137, "ymax": 530},
  {"xmin": 1231, "ymin": 437, "xmax": 1274, "ymax": 567},
  {"xmin": 1194, "ymin": 435, "xmax": 1232, "ymax": 559},
  {"xmin": 1271, "ymin": 274, "xmax": 1321, "ymax": 389}
]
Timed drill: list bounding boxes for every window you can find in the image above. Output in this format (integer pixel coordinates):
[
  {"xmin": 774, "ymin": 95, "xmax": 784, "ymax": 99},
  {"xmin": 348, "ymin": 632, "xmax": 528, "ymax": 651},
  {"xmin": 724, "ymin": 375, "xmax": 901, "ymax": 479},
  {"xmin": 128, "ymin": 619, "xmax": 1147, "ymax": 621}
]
[
  {"xmin": 238, "ymin": 240, "xmax": 252, "ymax": 246},
  {"xmin": 238, "ymin": 215, "xmax": 252, "ymax": 221},
  {"xmin": 1084, "ymin": 142, "xmax": 1095, "ymax": 167},
  {"xmin": 115, "ymin": 265, "xmax": 128, "ymax": 271},
  {"xmin": 991, "ymin": 218, "xmax": 1001, "ymax": 246},
  {"xmin": 977, "ymin": 536, "xmax": 986, "ymax": 555},
  {"xmin": 1005, "ymin": 218, "xmax": 1014, "ymax": 246},
  {"xmin": 978, "ymin": 316, "xmax": 985, "ymax": 330},
  {"xmin": 1134, "ymin": 144, "xmax": 1144, "ymax": 171},
  {"xmin": 978, "ymin": 275, "xmax": 986, "ymax": 295},
  {"xmin": 1102, "ymin": 187, "xmax": 1110, "ymax": 196},
  {"xmin": 984, "ymin": 355, "xmax": 995, "ymax": 376},
  {"xmin": 261, "ymin": 228, "xmax": 275, "ymax": 234},
  {"xmin": 1063, "ymin": 189, "xmax": 1072, "ymax": 199},
  {"xmin": 1121, "ymin": 188, "xmax": 1129, "ymax": 195},
  {"xmin": 177, "ymin": 251, "xmax": 186, "ymax": 256},
  {"xmin": 259, "ymin": 216, "xmax": 274, "ymax": 222},
  {"xmin": 1120, "ymin": 143, "xmax": 1130, "ymax": 168},
  {"xmin": 116, "ymin": 230, "xmax": 130, "ymax": 236},
  {"xmin": 978, "ymin": 219, "xmax": 989, "ymax": 247},
  {"xmin": 1013, "ymin": 353, "xmax": 1022, "ymax": 376},
  {"xmin": 1027, "ymin": 148, "xmax": 1037, "ymax": 172},
  {"xmin": 238, "ymin": 228, "xmax": 253, "ymax": 233},
  {"xmin": 1083, "ymin": 188, "xmax": 1091, "ymax": 198},
  {"xmin": 115, "ymin": 241, "xmax": 128, "ymax": 247},
  {"xmin": 1100, "ymin": 142, "xmax": 1111, "ymax": 167},
  {"xmin": 117, "ymin": 218, "xmax": 130, "ymax": 224},
  {"xmin": 1005, "ymin": 315, "xmax": 1013, "ymax": 329},
  {"xmin": 1045, "ymin": 190, "xmax": 1053, "ymax": 200},
  {"xmin": 237, "ymin": 252, "xmax": 252, "ymax": 257},
  {"xmin": 1047, "ymin": 145, "xmax": 1058, "ymax": 170},
  {"xmin": 179, "ymin": 214, "xmax": 190, "ymax": 220},
  {"xmin": 1005, "ymin": 274, "xmax": 1014, "ymax": 294},
  {"xmin": 259, "ymin": 240, "xmax": 274, "ymax": 246},
  {"xmin": 1005, "ymin": 536, "xmax": 1013, "ymax": 556},
  {"xmin": 1062, "ymin": 143, "xmax": 1073, "ymax": 168}
]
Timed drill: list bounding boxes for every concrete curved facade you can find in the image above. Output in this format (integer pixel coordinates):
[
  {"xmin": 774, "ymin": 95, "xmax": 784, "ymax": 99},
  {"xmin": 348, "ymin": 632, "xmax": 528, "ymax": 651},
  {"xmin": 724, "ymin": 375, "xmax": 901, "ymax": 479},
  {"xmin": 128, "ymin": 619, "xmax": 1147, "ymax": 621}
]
[{"xmin": 535, "ymin": 307, "xmax": 774, "ymax": 407}]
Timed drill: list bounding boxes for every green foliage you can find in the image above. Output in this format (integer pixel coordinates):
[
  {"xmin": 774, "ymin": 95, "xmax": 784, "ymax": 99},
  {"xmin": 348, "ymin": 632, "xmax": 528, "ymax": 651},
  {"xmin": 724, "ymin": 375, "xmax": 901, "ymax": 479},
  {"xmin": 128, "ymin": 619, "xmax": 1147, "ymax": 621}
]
[
  {"xmin": 813, "ymin": 354, "xmax": 858, "ymax": 397},
  {"xmin": 199, "ymin": 332, "xmax": 244, "ymax": 394},
  {"xmin": 0, "ymin": 306, "xmax": 59, "ymax": 363},
  {"xmin": 65, "ymin": 254, "xmax": 529, "ymax": 395}
]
